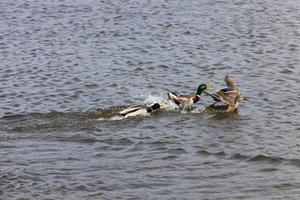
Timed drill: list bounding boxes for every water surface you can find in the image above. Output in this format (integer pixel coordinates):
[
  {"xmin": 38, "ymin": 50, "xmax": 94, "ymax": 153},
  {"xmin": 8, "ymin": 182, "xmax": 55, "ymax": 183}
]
[{"xmin": 0, "ymin": 0, "xmax": 300, "ymax": 199}]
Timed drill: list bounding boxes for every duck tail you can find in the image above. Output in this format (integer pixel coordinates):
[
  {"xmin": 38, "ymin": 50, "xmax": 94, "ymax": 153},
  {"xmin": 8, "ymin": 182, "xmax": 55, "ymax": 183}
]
[
  {"xmin": 167, "ymin": 90, "xmax": 181, "ymax": 105},
  {"xmin": 167, "ymin": 90, "xmax": 177, "ymax": 99}
]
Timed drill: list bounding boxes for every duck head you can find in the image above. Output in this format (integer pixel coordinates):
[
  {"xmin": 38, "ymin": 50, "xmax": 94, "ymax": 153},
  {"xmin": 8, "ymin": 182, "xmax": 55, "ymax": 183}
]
[
  {"xmin": 197, "ymin": 83, "xmax": 213, "ymax": 96},
  {"xmin": 146, "ymin": 103, "xmax": 160, "ymax": 113}
]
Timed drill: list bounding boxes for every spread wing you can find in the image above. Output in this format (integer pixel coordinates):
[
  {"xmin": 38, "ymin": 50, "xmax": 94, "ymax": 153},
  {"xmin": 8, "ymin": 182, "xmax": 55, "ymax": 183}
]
[
  {"xmin": 224, "ymin": 75, "xmax": 238, "ymax": 90},
  {"xmin": 216, "ymin": 89, "xmax": 240, "ymax": 104}
]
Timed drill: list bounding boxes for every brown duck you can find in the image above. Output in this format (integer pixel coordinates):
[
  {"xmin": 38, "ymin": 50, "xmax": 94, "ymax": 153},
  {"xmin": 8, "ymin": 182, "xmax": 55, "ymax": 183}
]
[{"xmin": 204, "ymin": 75, "xmax": 242, "ymax": 112}]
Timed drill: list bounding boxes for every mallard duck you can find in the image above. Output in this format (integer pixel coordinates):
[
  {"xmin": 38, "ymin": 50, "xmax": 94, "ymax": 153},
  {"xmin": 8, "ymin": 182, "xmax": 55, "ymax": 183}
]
[
  {"xmin": 167, "ymin": 83, "xmax": 212, "ymax": 110},
  {"xmin": 119, "ymin": 103, "xmax": 160, "ymax": 118},
  {"xmin": 204, "ymin": 75, "xmax": 241, "ymax": 112}
]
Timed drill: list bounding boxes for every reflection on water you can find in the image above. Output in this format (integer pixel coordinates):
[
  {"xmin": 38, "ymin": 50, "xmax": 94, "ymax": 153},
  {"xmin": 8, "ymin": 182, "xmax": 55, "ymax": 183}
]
[{"xmin": 0, "ymin": 0, "xmax": 300, "ymax": 199}]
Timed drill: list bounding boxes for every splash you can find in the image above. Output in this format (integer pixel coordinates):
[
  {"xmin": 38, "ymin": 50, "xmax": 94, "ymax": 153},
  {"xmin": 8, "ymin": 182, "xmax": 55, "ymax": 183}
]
[
  {"xmin": 98, "ymin": 115, "xmax": 124, "ymax": 121},
  {"xmin": 143, "ymin": 93, "xmax": 178, "ymax": 111},
  {"xmin": 98, "ymin": 92, "xmax": 180, "ymax": 121}
]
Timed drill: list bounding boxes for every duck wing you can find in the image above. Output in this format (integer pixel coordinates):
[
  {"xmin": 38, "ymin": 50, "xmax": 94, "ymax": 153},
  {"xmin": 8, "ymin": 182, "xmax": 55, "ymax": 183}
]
[
  {"xmin": 119, "ymin": 106, "xmax": 142, "ymax": 116},
  {"xmin": 224, "ymin": 75, "xmax": 238, "ymax": 90},
  {"xmin": 219, "ymin": 87, "xmax": 233, "ymax": 93},
  {"xmin": 179, "ymin": 93, "xmax": 200, "ymax": 103},
  {"xmin": 203, "ymin": 91, "xmax": 222, "ymax": 102},
  {"xmin": 216, "ymin": 89, "xmax": 240, "ymax": 104}
]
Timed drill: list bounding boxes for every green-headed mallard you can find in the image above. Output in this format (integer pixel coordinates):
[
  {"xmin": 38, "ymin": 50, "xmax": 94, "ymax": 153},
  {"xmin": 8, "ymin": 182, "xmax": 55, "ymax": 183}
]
[
  {"xmin": 204, "ymin": 75, "xmax": 241, "ymax": 112},
  {"xmin": 167, "ymin": 83, "xmax": 212, "ymax": 110},
  {"xmin": 119, "ymin": 103, "xmax": 160, "ymax": 118}
]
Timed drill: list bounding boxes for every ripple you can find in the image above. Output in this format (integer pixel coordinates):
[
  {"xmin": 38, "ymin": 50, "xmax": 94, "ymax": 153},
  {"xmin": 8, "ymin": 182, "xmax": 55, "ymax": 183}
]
[
  {"xmin": 246, "ymin": 154, "xmax": 283, "ymax": 163},
  {"xmin": 1, "ymin": 0, "xmax": 300, "ymax": 199},
  {"xmin": 167, "ymin": 147, "xmax": 187, "ymax": 154}
]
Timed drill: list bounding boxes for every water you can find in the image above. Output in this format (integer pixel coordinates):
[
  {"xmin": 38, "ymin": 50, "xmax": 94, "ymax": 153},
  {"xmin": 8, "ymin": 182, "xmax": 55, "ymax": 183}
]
[{"xmin": 1, "ymin": 0, "xmax": 300, "ymax": 199}]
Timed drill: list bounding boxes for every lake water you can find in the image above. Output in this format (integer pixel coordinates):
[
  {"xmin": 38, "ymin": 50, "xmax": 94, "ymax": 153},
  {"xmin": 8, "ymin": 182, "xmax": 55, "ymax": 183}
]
[{"xmin": 0, "ymin": 0, "xmax": 300, "ymax": 199}]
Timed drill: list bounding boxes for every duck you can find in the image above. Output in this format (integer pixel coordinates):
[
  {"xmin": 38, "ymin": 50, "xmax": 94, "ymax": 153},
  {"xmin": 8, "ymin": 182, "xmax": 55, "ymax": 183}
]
[
  {"xmin": 167, "ymin": 83, "xmax": 212, "ymax": 111},
  {"xmin": 119, "ymin": 103, "xmax": 160, "ymax": 118},
  {"xmin": 204, "ymin": 75, "xmax": 241, "ymax": 112}
]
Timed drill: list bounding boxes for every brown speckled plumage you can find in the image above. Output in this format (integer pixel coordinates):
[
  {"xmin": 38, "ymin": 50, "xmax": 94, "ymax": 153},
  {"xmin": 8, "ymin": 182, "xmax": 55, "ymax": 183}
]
[{"xmin": 205, "ymin": 75, "xmax": 241, "ymax": 112}]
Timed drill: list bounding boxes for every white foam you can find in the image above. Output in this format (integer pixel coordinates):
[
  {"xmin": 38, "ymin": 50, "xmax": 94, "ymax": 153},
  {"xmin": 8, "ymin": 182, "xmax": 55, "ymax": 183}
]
[
  {"xmin": 98, "ymin": 115, "xmax": 124, "ymax": 121},
  {"xmin": 143, "ymin": 93, "xmax": 178, "ymax": 111},
  {"xmin": 97, "ymin": 92, "xmax": 181, "ymax": 121}
]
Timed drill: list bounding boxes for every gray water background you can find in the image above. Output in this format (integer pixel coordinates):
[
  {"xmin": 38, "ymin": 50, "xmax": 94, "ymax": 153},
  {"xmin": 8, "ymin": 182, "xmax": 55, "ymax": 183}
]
[{"xmin": 0, "ymin": 0, "xmax": 300, "ymax": 199}]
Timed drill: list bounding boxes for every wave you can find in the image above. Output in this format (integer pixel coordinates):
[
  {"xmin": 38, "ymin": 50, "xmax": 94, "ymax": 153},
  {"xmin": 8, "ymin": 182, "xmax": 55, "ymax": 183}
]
[
  {"xmin": 0, "ymin": 94, "xmax": 176, "ymax": 119},
  {"xmin": 197, "ymin": 150, "xmax": 300, "ymax": 167},
  {"xmin": 0, "ymin": 109, "xmax": 119, "ymax": 133},
  {"xmin": 0, "ymin": 94, "xmax": 177, "ymax": 132}
]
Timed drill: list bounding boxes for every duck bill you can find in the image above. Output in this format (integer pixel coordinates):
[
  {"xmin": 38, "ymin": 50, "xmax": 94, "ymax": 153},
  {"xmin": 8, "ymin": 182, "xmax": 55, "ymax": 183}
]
[{"xmin": 206, "ymin": 83, "xmax": 213, "ymax": 90}]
